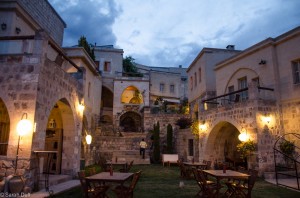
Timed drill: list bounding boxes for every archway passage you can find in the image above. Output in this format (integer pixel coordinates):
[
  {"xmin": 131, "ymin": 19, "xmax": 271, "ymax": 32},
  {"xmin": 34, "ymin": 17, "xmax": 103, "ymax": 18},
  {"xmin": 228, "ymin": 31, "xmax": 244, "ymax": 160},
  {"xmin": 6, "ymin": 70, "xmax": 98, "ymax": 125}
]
[
  {"xmin": 0, "ymin": 98, "xmax": 9, "ymax": 155},
  {"xmin": 101, "ymin": 86, "xmax": 113, "ymax": 108},
  {"xmin": 119, "ymin": 111, "xmax": 142, "ymax": 132},
  {"xmin": 205, "ymin": 121, "xmax": 244, "ymax": 168}
]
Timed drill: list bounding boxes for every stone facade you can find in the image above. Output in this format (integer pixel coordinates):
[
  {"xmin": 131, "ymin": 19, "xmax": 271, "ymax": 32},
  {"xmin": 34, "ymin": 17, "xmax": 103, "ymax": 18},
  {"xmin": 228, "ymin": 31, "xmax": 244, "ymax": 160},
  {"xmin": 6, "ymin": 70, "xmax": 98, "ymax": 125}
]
[{"xmin": 187, "ymin": 27, "xmax": 300, "ymax": 175}]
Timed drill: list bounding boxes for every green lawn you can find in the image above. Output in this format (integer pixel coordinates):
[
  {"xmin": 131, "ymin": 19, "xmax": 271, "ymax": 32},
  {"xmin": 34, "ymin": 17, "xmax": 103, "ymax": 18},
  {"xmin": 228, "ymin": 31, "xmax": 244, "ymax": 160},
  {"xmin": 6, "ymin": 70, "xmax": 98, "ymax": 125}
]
[{"xmin": 54, "ymin": 164, "xmax": 300, "ymax": 198}]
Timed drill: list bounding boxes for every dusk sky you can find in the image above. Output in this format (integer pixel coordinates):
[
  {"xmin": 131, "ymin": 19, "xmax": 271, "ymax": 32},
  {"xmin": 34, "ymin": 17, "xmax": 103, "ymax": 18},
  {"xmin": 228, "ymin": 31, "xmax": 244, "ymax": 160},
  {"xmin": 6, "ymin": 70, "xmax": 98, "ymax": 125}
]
[{"xmin": 49, "ymin": 0, "xmax": 300, "ymax": 68}]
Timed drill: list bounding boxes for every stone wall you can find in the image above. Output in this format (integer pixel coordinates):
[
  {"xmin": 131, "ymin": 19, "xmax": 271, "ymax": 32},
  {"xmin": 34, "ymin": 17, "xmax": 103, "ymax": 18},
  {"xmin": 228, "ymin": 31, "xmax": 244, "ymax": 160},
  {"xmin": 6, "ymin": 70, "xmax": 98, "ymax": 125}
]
[{"xmin": 17, "ymin": 0, "xmax": 65, "ymax": 45}]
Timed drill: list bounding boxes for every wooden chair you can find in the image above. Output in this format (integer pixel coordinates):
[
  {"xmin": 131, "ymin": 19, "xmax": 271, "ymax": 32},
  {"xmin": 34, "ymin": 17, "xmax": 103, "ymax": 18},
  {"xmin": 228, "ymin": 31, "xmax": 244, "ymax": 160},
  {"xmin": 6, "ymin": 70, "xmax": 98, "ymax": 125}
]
[
  {"xmin": 78, "ymin": 171, "xmax": 109, "ymax": 198},
  {"xmin": 177, "ymin": 160, "xmax": 193, "ymax": 179},
  {"xmin": 192, "ymin": 168, "xmax": 217, "ymax": 197},
  {"xmin": 120, "ymin": 160, "xmax": 134, "ymax": 173},
  {"xmin": 205, "ymin": 161, "xmax": 212, "ymax": 170},
  {"xmin": 113, "ymin": 170, "xmax": 142, "ymax": 198},
  {"xmin": 226, "ymin": 169, "xmax": 258, "ymax": 198},
  {"xmin": 197, "ymin": 170, "xmax": 222, "ymax": 198}
]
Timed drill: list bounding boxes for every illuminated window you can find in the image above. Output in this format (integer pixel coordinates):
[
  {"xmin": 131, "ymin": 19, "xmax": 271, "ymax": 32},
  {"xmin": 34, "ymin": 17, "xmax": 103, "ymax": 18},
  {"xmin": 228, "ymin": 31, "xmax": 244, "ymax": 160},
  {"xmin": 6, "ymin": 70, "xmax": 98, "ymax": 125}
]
[{"xmin": 292, "ymin": 60, "xmax": 300, "ymax": 84}]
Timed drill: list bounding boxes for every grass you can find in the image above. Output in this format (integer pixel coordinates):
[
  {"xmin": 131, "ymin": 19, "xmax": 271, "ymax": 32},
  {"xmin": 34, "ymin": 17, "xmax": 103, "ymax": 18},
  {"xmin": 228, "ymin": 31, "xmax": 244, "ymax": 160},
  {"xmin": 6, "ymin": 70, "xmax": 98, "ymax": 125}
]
[{"xmin": 54, "ymin": 164, "xmax": 300, "ymax": 198}]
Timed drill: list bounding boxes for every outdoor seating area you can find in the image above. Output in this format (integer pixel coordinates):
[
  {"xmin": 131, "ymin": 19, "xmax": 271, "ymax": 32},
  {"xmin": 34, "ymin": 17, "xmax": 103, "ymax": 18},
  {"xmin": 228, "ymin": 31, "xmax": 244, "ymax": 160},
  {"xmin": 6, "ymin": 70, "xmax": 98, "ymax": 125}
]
[{"xmin": 77, "ymin": 161, "xmax": 141, "ymax": 198}]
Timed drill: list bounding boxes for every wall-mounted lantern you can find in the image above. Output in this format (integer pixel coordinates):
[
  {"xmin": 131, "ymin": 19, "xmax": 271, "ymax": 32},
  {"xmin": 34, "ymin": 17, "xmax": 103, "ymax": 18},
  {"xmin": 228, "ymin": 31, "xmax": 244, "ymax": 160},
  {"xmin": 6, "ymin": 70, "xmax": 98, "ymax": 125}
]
[
  {"xmin": 85, "ymin": 134, "xmax": 92, "ymax": 145},
  {"xmin": 15, "ymin": 113, "xmax": 33, "ymax": 173},
  {"xmin": 15, "ymin": 27, "xmax": 21, "ymax": 34},
  {"xmin": 238, "ymin": 127, "xmax": 249, "ymax": 142},
  {"xmin": 78, "ymin": 102, "xmax": 85, "ymax": 112},
  {"xmin": 198, "ymin": 120, "xmax": 207, "ymax": 132}
]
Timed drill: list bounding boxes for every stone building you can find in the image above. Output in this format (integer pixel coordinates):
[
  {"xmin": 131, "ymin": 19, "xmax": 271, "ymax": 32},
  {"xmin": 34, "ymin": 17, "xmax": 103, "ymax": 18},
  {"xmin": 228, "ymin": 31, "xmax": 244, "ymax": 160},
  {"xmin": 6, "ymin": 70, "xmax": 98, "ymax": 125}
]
[
  {"xmin": 187, "ymin": 26, "xmax": 300, "ymax": 175},
  {"xmin": 0, "ymin": 0, "xmax": 102, "ymax": 191}
]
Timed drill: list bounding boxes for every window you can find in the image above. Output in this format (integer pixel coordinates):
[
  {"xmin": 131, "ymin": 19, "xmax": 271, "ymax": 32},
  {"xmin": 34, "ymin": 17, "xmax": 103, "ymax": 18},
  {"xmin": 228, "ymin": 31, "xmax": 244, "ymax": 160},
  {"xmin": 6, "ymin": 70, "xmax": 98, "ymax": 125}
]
[
  {"xmin": 238, "ymin": 77, "xmax": 248, "ymax": 100},
  {"xmin": 190, "ymin": 76, "xmax": 193, "ymax": 90},
  {"xmin": 104, "ymin": 61, "xmax": 111, "ymax": 72},
  {"xmin": 194, "ymin": 72, "xmax": 197, "ymax": 87},
  {"xmin": 228, "ymin": 86, "xmax": 235, "ymax": 101},
  {"xmin": 88, "ymin": 82, "xmax": 91, "ymax": 98},
  {"xmin": 170, "ymin": 85, "xmax": 175, "ymax": 93},
  {"xmin": 292, "ymin": 60, "xmax": 300, "ymax": 84},
  {"xmin": 188, "ymin": 139, "xmax": 194, "ymax": 156},
  {"xmin": 0, "ymin": 99, "xmax": 9, "ymax": 156},
  {"xmin": 198, "ymin": 68, "xmax": 201, "ymax": 83},
  {"xmin": 160, "ymin": 83, "xmax": 165, "ymax": 92}
]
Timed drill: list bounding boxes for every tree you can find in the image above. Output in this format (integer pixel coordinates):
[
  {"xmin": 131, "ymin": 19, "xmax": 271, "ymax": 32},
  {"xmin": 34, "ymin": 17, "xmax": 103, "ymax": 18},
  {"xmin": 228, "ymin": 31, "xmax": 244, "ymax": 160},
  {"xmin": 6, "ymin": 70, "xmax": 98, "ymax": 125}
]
[
  {"xmin": 166, "ymin": 124, "xmax": 173, "ymax": 154},
  {"xmin": 153, "ymin": 121, "xmax": 161, "ymax": 163},
  {"xmin": 78, "ymin": 36, "xmax": 95, "ymax": 61},
  {"xmin": 123, "ymin": 56, "xmax": 143, "ymax": 77}
]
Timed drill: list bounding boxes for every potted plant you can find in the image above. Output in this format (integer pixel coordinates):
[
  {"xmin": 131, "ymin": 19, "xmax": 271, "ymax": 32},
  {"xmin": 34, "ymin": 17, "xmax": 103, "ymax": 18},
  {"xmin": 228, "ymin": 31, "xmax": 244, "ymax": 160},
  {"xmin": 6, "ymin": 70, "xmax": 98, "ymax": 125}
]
[
  {"xmin": 236, "ymin": 140, "xmax": 256, "ymax": 160},
  {"xmin": 175, "ymin": 117, "xmax": 192, "ymax": 129}
]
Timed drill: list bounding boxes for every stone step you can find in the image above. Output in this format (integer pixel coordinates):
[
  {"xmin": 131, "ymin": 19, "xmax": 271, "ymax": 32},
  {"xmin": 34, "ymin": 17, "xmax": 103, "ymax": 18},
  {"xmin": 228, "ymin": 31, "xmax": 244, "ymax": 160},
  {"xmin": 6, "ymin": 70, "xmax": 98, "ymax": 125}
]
[{"xmin": 38, "ymin": 174, "xmax": 72, "ymax": 190}]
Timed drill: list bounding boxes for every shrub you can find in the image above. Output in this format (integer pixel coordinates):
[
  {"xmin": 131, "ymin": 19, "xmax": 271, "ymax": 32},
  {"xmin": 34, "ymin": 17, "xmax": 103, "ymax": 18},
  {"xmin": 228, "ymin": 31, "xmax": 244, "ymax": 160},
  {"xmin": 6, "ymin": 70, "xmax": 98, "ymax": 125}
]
[
  {"xmin": 175, "ymin": 117, "xmax": 192, "ymax": 129},
  {"xmin": 237, "ymin": 140, "xmax": 256, "ymax": 160},
  {"xmin": 166, "ymin": 124, "xmax": 173, "ymax": 154},
  {"xmin": 279, "ymin": 140, "xmax": 295, "ymax": 157}
]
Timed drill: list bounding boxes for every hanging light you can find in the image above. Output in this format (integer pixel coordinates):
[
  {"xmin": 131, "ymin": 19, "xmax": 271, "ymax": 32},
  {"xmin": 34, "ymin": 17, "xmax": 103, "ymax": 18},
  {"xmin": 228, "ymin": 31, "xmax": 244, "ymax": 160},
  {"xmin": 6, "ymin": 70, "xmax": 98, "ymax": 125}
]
[
  {"xmin": 86, "ymin": 134, "xmax": 92, "ymax": 145},
  {"xmin": 17, "ymin": 113, "xmax": 33, "ymax": 136}
]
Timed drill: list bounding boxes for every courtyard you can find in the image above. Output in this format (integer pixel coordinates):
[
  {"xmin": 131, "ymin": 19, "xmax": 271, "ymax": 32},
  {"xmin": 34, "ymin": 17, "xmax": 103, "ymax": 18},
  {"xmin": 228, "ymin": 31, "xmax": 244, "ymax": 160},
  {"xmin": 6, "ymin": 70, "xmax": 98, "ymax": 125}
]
[{"xmin": 54, "ymin": 164, "xmax": 300, "ymax": 198}]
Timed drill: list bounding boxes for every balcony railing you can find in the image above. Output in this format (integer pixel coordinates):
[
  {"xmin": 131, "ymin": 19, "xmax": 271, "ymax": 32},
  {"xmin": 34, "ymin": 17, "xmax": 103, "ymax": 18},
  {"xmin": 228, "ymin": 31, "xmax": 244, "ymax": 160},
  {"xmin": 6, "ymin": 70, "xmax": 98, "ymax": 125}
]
[{"xmin": 202, "ymin": 86, "xmax": 275, "ymax": 110}]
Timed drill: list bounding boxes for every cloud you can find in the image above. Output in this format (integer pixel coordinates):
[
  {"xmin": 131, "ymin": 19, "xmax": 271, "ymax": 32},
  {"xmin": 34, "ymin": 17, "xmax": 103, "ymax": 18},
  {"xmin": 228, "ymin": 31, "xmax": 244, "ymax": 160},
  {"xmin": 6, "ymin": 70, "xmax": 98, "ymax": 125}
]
[
  {"xmin": 49, "ymin": 0, "xmax": 120, "ymax": 46},
  {"xmin": 49, "ymin": 0, "xmax": 300, "ymax": 67}
]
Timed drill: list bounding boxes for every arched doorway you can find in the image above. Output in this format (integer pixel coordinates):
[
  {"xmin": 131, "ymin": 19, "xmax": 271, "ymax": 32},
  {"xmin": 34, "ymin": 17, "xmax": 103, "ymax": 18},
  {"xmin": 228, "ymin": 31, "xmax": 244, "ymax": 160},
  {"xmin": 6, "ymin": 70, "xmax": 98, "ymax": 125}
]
[
  {"xmin": 44, "ymin": 98, "xmax": 76, "ymax": 175},
  {"xmin": 0, "ymin": 98, "xmax": 10, "ymax": 156},
  {"xmin": 119, "ymin": 111, "xmax": 142, "ymax": 132},
  {"xmin": 204, "ymin": 121, "xmax": 243, "ymax": 167}
]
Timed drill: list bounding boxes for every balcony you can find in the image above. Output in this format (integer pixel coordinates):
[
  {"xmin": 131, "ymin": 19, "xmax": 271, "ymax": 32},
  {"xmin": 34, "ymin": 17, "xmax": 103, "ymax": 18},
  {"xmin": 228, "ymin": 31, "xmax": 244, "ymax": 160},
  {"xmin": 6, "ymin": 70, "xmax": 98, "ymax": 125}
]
[{"xmin": 202, "ymin": 84, "xmax": 276, "ymax": 112}]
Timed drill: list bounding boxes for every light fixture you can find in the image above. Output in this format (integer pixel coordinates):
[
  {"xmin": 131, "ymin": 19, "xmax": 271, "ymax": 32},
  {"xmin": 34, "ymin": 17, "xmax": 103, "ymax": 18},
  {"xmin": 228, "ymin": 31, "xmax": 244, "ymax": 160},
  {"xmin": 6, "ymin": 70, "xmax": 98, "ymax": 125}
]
[
  {"xmin": 238, "ymin": 127, "xmax": 249, "ymax": 142},
  {"xmin": 78, "ymin": 102, "xmax": 85, "ymax": 112},
  {"xmin": 259, "ymin": 59, "xmax": 266, "ymax": 65},
  {"xmin": 262, "ymin": 113, "xmax": 271, "ymax": 124},
  {"xmin": 86, "ymin": 134, "xmax": 92, "ymax": 145},
  {"xmin": 15, "ymin": 27, "xmax": 21, "ymax": 34},
  {"xmin": 15, "ymin": 113, "xmax": 33, "ymax": 173},
  {"xmin": 1, "ymin": 23, "xmax": 7, "ymax": 30},
  {"xmin": 199, "ymin": 120, "xmax": 207, "ymax": 132}
]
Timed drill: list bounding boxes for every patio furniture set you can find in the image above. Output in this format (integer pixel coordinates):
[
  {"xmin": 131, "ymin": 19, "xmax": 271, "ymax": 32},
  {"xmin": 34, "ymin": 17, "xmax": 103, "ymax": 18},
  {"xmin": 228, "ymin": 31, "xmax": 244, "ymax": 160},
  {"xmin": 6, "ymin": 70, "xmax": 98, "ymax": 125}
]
[
  {"xmin": 78, "ymin": 160, "xmax": 140, "ymax": 198},
  {"xmin": 183, "ymin": 160, "xmax": 258, "ymax": 198}
]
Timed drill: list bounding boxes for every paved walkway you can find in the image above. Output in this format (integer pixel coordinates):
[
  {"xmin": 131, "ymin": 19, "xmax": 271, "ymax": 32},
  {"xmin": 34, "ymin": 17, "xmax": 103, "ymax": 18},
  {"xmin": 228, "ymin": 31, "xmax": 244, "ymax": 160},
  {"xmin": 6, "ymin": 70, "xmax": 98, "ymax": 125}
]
[
  {"xmin": 30, "ymin": 180, "xmax": 80, "ymax": 198},
  {"xmin": 265, "ymin": 178, "xmax": 300, "ymax": 190}
]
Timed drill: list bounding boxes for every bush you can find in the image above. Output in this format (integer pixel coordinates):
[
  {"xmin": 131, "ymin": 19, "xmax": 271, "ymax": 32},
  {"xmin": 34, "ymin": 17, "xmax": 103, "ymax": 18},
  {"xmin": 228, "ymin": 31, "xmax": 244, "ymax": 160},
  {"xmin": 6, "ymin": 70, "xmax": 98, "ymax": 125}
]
[
  {"xmin": 237, "ymin": 140, "xmax": 256, "ymax": 160},
  {"xmin": 279, "ymin": 140, "xmax": 295, "ymax": 157},
  {"xmin": 175, "ymin": 117, "xmax": 192, "ymax": 129}
]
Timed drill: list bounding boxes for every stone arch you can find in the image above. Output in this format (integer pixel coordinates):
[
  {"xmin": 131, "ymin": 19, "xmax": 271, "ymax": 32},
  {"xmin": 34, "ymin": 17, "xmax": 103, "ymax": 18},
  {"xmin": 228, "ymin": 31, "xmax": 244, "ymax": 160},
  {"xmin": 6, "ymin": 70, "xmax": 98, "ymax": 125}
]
[
  {"xmin": 44, "ymin": 98, "xmax": 76, "ymax": 174},
  {"xmin": 203, "ymin": 120, "xmax": 244, "ymax": 167},
  {"xmin": 224, "ymin": 68, "xmax": 260, "ymax": 95},
  {"xmin": 121, "ymin": 86, "xmax": 144, "ymax": 104},
  {"xmin": 101, "ymin": 86, "xmax": 113, "ymax": 108},
  {"xmin": 0, "ymin": 98, "xmax": 10, "ymax": 156},
  {"xmin": 119, "ymin": 111, "xmax": 142, "ymax": 132}
]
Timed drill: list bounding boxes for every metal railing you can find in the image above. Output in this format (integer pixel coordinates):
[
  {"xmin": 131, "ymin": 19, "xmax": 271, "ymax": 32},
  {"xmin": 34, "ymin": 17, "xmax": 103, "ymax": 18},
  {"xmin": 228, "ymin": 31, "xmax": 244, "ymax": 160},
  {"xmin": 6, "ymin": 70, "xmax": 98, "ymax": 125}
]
[{"xmin": 273, "ymin": 133, "xmax": 300, "ymax": 190}]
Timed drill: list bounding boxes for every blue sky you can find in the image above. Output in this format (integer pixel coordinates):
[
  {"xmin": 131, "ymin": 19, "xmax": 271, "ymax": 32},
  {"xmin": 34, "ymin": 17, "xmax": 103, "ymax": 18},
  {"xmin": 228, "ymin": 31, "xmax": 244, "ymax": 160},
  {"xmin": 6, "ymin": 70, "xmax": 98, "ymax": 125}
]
[{"xmin": 49, "ymin": 0, "xmax": 300, "ymax": 68}]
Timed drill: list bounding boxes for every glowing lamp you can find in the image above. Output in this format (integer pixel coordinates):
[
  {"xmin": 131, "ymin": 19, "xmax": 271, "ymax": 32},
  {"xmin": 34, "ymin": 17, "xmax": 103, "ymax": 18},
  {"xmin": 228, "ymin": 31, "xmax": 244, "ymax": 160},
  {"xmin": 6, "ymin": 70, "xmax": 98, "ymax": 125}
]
[
  {"xmin": 199, "ymin": 123, "xmax": 207, "ymax": 132},
  {"xmin": 86, "ymin": 134, "xmax": 92, "ymax": 145},
  {"xmin": 238, "ymin": 133, "xmax": 248, "ymax": 142},
  {"xmin": 79, "ymin": 103, "xmax": 85, "ymax": 112},
  {"xmin": 17, "ymin": 113, "xmax": 32, "ymax": 136}
]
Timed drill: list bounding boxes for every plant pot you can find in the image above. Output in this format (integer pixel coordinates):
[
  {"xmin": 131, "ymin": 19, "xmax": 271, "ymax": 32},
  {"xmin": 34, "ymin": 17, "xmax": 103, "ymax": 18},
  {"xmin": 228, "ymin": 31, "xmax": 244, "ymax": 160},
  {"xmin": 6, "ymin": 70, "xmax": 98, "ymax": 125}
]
[{"xmin": 8, "ymin": 175, "xmax": 24, "ymax": 193}]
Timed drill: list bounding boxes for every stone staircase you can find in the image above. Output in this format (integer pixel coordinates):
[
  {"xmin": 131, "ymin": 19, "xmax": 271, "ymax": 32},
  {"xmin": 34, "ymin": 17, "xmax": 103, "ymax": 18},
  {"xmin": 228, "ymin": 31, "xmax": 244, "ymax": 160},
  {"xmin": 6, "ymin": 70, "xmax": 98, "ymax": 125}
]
[{"xmin": 95, "ymin": 128, "xmax": 151, "ymax": 164}]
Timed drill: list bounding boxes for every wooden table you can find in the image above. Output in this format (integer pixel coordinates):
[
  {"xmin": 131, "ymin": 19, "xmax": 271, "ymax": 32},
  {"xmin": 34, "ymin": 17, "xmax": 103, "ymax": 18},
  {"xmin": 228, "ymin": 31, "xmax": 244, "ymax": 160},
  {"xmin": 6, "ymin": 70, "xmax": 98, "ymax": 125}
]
[
  {"xmin": 86, "ymin": 172, "xmax": 134, "ymax": 187},
  {"xmin": 183, "ymin": 162, "xmax": 207, "ymax": 169},
  {"xmin": 203, "ymin": 170, "xmax": 250, "ymax": 197},
  {"xmin": 106, "ymin": 161, "xmax": 128, "ymax": 170}
]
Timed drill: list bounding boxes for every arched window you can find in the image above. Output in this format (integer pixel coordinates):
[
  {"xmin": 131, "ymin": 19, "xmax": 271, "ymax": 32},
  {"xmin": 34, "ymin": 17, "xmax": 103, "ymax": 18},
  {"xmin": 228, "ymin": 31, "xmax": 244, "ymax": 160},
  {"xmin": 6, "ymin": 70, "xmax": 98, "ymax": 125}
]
[{"xmin": 121, "ymin": 86, "xmax": 143, "ymax": 104}]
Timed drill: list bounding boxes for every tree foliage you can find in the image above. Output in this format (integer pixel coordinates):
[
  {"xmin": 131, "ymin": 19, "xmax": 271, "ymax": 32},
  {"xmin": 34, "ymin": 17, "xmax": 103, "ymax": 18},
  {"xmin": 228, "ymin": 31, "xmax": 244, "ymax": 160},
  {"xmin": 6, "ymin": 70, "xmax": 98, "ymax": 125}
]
[
  {"xmin": 166, "ymin": 124, "xmax": 173, "ymax": 154},
  {"xmin": 153, "ymin": 121, "xmax": 161, "ymax": 163},
  {"xmin": 237, "ymin": 140, "xmax": 256, "ymax": 159},
  {"xmin": 78, "ymin": 35, "xmax": 95, "ymax": 61},
  {"xmin": 123, "ymin": 56, "xmax": 143, "ymax": 77}
]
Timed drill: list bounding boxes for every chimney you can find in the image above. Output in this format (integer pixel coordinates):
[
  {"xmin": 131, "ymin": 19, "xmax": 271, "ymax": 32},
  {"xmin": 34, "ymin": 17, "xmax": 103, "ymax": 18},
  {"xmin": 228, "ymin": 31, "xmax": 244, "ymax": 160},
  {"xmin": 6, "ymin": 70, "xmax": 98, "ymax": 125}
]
[{"xmin": 226, "ymin": 45, "xmax": 235, "ymax": 50}]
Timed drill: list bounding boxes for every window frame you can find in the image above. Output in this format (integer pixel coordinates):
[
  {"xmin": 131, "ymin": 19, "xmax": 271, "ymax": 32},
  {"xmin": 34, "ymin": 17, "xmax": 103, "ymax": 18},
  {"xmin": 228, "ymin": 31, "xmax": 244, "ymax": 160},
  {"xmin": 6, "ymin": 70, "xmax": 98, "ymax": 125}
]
[{"xmin": 292, "ymin": 60, "xmax": 300, "ymax": 84}]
